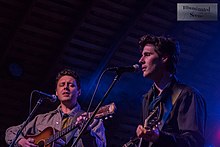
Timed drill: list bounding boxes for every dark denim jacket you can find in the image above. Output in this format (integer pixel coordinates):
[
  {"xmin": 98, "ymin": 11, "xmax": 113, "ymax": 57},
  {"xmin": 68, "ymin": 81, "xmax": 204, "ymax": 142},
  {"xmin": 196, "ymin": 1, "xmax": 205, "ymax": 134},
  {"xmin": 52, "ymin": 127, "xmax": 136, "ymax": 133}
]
[{"xmin": 142, "ymin": 77, "xmax": 206, "ymax": 147}]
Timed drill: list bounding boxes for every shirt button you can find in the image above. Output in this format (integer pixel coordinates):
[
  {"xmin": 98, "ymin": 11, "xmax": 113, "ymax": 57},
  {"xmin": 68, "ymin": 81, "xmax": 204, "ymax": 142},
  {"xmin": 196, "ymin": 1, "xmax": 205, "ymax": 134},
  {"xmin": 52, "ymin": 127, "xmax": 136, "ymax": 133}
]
[{"xmin": 56, "ymin": 121, "xmax": 59, "ymax": 125}]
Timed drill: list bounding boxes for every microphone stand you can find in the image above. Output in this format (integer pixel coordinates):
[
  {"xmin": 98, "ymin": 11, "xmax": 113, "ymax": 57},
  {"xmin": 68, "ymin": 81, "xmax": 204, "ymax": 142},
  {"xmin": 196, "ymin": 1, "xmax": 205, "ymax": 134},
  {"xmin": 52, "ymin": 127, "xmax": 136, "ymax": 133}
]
[
  {"xmin": 9, "ymin": 98, "xmax": 43, "ymax": 147},
  {"xmin": 71, "ymin": 72, "xmax": 122, "ymax": 147}
]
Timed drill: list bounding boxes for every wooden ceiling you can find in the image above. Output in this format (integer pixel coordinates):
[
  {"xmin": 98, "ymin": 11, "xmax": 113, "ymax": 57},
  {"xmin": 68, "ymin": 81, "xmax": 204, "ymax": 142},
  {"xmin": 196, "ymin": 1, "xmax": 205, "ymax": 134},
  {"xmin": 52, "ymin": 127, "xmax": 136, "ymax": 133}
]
[{"xmin": 0, "ymin": 0, "xmax": 220, "ymax": 146}]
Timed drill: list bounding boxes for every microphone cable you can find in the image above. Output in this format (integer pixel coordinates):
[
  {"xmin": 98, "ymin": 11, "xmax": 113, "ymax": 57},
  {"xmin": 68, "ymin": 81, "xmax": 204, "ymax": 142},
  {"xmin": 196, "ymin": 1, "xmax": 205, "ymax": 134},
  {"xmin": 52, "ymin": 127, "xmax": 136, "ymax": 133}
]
[
  {"xmin": 84, "ymin": 68, "xmax": 109, "ymax": 120},
  {"xmin": 29, "ymin": 90, "xmax": 35, "ymax": 115}
]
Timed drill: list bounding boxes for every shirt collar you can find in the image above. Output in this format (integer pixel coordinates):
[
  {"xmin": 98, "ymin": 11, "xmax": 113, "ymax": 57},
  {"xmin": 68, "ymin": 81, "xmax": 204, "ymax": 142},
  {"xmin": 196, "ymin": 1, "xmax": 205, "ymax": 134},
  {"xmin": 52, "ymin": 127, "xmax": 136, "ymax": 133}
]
[{"xmin": 57, "ymin": 102, "xmax": 81, "ymax": 117}]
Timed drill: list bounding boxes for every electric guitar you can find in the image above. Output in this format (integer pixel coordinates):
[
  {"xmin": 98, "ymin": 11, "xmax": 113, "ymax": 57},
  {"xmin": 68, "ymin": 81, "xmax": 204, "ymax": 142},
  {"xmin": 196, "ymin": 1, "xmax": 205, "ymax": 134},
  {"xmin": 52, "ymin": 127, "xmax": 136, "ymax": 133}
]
[
  {"xmin": 122, "ymin": 106, "xmax": 160, "ymax": 147},
  {"xmin": 25, "ymin": 103, "xmax": 116, "ymax": 147}
]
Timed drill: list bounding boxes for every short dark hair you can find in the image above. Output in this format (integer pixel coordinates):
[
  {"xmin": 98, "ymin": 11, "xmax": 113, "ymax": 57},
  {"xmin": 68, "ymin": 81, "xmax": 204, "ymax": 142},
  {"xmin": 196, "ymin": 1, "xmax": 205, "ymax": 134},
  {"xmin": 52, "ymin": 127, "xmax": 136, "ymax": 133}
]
[
  {"xmin": 138, "ymin": 34, "xmax": 180, "ymax": 74},
  {"xmin": 56, "ymin": 68, "xmax": 81, "ymax": 89}
]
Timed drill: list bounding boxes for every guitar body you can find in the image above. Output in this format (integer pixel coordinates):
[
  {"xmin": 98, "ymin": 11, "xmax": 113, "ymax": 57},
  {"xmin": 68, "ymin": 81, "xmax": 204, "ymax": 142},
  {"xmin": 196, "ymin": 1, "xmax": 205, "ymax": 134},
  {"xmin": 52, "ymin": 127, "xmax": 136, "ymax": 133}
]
[{"xmin": 25, "ymin": 127, "xmax": 55, "ymax": 147}]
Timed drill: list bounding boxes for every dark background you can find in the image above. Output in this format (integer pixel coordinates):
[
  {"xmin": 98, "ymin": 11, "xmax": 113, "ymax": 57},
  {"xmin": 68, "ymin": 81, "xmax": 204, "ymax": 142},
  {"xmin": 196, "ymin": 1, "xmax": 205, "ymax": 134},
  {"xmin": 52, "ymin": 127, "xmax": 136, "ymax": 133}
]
[{"xmin": 0, "ymin": 0, "xmax": 220, "ymax": 146}]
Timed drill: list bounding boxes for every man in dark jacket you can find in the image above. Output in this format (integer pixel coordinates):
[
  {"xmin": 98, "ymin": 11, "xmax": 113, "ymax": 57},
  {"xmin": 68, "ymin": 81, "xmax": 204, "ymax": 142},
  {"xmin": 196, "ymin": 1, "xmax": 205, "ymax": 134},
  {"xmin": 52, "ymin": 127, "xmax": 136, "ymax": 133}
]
[{"xmin": 136, "ymin": 34, "xmax": 206, "ymax": 147}]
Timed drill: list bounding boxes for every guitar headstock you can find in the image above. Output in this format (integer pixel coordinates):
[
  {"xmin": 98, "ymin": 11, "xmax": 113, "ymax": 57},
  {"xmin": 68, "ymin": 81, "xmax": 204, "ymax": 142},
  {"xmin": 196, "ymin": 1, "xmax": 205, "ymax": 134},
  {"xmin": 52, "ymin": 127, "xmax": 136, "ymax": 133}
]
[{"xmin": 94, "ymin": 102, "xmax": 116, "ymax": 119}]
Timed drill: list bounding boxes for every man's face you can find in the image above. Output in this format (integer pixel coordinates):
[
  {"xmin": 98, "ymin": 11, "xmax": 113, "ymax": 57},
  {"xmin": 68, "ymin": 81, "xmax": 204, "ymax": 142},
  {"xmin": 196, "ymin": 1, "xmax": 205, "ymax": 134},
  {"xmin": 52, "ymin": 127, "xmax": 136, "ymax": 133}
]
[
  {"xmin": 56, "ymin": 75, "xmax": 81, "ymax": 104},
  {"xmin": 139, "ymin": 44, "xmax": 163, "ymax": 79}
]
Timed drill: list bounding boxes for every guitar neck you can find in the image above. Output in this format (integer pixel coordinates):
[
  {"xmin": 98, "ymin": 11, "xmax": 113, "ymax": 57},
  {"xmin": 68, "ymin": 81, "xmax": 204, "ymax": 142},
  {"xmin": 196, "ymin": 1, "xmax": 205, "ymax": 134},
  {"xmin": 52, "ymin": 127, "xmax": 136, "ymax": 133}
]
[{"xmin": 43, "ymin": 102, "xmax": 116, "ymax": 145}]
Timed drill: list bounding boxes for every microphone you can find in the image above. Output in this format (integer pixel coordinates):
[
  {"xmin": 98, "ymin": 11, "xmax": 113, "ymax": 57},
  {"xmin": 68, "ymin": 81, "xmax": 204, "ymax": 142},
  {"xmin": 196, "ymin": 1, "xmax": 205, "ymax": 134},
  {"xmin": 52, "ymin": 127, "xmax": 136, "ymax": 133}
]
[
  {"xmin": 107, "ymin": 64, "xmax": 140, "ymax": 73},
  {"xmin": 34, "ymin": 90, "xmax": 57, "ymax": 102}
]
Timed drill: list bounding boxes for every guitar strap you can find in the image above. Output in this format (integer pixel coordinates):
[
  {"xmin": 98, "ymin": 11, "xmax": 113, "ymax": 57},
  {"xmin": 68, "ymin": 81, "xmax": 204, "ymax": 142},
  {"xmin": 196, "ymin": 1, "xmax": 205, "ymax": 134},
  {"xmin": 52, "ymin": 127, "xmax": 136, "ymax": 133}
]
[{"xmin": 158, "ymin": 85, "xmax": 183, "ymax": 130}]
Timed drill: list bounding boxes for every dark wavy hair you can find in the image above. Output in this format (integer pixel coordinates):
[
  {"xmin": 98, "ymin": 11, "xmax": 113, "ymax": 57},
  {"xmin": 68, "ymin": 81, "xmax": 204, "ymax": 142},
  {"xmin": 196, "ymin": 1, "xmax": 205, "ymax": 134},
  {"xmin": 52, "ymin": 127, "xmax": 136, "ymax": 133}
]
[
  {"xmin": 55, "ymin": 68, "xmax": 81, "ymax": 89},
  {"xmin": 138, "ymin": 34, "xmax": 180, "ymax": 74}
]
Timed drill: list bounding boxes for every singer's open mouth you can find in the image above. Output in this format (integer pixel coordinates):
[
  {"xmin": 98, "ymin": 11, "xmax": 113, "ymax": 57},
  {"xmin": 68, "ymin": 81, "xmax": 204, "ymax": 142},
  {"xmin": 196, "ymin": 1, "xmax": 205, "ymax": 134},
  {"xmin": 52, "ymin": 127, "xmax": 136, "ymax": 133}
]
[
  {"xmin": 142, "ymin": 67, "xmax": 147, "ymax": 71},
  {"xmin": 62, "ymin": 91, "xmax": 70, "ymax": 96}
]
